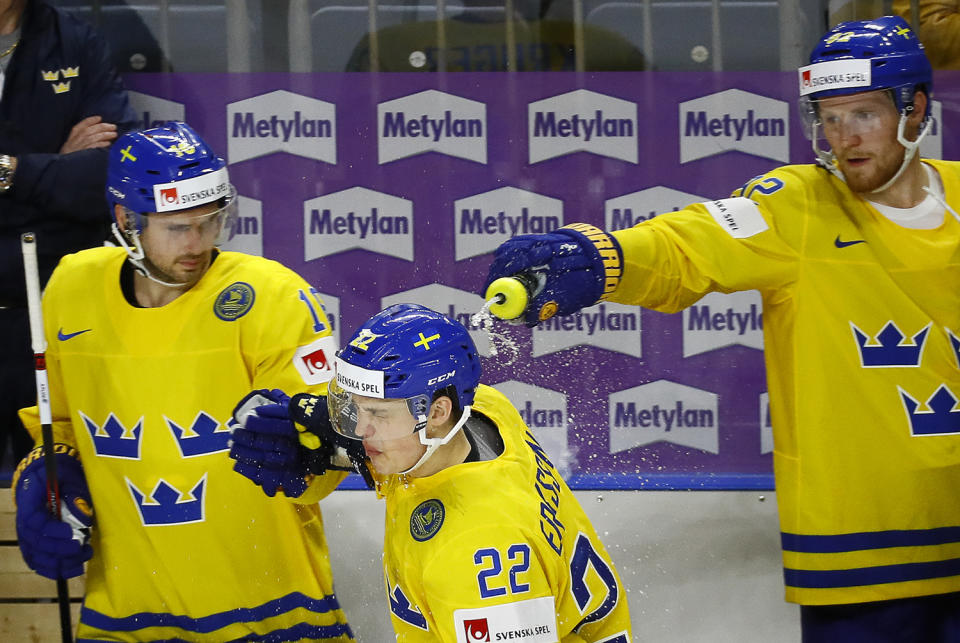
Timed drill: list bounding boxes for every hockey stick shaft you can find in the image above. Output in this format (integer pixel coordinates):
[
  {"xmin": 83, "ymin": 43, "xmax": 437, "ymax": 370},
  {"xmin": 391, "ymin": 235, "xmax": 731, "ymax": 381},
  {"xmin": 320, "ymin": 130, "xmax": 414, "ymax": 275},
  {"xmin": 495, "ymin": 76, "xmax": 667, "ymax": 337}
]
[{"xmin": 21, "ymin": 232, "xmax": 73, "ymax": 643}]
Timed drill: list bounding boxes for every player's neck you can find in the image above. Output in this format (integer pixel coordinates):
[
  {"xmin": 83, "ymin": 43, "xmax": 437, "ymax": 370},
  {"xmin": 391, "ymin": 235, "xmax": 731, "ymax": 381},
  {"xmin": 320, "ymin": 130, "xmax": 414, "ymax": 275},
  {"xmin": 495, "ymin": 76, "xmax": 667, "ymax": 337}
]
[
  {"xmin": 859, "ymin": 153, "xmax": 928, "ymax": 209},
  {"xmin": 409, "ymin": 430, "xmax": 472, "ymax": 478},
  {"xmin": 132, "ymin": 272, "xmax": 193, "ymax": 308},
  {"xmin": 0, "ymin": 0, "xmax": 25, "ymax": 35}
]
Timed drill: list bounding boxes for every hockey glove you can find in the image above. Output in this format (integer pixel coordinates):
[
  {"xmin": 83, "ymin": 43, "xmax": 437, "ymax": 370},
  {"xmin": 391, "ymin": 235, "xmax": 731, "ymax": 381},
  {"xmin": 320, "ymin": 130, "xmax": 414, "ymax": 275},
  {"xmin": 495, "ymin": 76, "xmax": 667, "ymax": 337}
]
[
  {"xmin": 13, "ymin": 444, "xmax": 94, "ymax": 580},
  {"xmin": 230, "ymin": 389, "xmax": 357, "ymax": 497},
  {"xmin": 290, "ymin": 393, "xmax": 375, "ymax": 489},
  {"xmin": 482, "ymin": 223, "xmax": 624, "ymax": 327}
]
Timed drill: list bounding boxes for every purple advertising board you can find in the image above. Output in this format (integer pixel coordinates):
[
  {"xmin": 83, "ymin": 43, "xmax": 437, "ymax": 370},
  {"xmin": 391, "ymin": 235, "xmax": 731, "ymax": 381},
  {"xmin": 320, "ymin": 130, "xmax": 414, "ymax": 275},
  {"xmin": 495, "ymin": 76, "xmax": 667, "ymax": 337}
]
[{"xmin": 122, "ymin": 71, "xmax": 960, "ymax": 490}]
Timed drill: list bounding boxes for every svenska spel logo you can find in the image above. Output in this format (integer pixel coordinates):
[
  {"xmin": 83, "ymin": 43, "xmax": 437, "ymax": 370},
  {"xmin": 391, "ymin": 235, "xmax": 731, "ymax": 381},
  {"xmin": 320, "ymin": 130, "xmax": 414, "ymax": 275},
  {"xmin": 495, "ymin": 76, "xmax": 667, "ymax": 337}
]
[
  {"xmin": 301, "ymin": 347, "xmax": 331, "ymax": 377},
  {"xmin": 802, "ymin": 70, "xmax": 811, "ymax": 88},
  {"xmin": 160, "ymin": 187, "xmax": 178, "ymax": 206},
  {"xmin": 463, "ymin": 618, "xmax": 490, "ymax": 642}
]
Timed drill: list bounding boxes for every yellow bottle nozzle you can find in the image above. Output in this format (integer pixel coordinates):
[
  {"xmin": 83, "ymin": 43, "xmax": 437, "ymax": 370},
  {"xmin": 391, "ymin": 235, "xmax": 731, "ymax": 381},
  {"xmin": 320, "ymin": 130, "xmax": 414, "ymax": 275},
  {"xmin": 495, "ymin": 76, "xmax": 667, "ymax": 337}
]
[{"xmin": 485, "ymin": 276, "xmax": 531, "ymax": 320}]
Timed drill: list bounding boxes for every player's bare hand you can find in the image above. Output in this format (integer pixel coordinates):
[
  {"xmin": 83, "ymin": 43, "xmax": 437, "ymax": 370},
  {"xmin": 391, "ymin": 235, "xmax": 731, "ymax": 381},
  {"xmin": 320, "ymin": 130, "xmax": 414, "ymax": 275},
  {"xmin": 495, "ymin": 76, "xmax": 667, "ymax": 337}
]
[{"xmin": 59, "ymin": 115, "xmax": 118, "ymax": 154}]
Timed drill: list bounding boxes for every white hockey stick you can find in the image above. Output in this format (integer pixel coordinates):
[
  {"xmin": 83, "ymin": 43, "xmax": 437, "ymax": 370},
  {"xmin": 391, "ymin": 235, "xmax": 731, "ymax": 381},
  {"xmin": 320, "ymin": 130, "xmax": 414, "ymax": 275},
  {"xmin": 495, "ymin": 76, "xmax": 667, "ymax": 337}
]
[{"xmin": 21, "ymin": 232, "xmax": 74, "ymax": 643}]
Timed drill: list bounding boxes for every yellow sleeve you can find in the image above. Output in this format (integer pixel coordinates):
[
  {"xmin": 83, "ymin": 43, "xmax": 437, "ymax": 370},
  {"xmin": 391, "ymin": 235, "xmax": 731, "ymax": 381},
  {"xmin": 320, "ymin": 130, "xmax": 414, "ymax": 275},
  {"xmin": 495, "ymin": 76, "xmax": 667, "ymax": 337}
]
[
  {"xmin": 610, "ymin": 169, "xmax": 802, "ymax": 312},
  {"xmin": 243, "ymin": 266, "xmax": 347, "ymax": 503}
]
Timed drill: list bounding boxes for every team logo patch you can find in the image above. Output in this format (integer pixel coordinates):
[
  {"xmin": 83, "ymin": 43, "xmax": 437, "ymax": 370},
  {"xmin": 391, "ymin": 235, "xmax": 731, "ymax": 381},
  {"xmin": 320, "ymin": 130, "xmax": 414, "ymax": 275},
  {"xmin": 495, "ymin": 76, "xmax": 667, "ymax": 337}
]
[
  {"xmin": 214, "ymin": 282, "xmax": 255, "ymax": 321},
  {"xmin": 410, "ymin": 499, "xmax": 445, "ymax": 542},
  {"xmin": 293, "ymin": 336, "xmax": 338, "ymax": 385}
]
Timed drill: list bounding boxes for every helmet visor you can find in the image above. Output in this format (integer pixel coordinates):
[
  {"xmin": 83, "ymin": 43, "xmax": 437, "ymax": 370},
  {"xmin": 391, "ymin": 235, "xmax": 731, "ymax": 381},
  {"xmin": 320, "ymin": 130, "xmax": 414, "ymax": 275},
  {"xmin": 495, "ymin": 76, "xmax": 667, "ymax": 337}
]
[
  {"xmin": 799, "ymin": 90, "xmax": 898, "ymax": 142},
  {"xmin": 328, "ymin": 378, "xmax": 430, "ymax": 443},
  {"xmin": 328, "ymin": 357, "xmax": 431, "ymax": 442},
  {"xmin": 140, "ymin": 185, "xmax": 239, "ymax": 247}
]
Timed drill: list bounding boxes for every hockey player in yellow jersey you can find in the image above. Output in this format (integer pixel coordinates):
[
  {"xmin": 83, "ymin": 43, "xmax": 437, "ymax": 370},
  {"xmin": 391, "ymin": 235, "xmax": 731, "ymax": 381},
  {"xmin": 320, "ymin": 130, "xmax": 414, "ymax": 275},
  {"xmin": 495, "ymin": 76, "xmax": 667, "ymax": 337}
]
[
  {"xmin": 484, "ymin": 15, "xmax": 960, "ymax": 643},
  {"xmin": 11, "ymin": 122, "xmax": 354, "ymax": 641},
  {"xmin": 263, "ymin": 303, "xmax": 632, "ymax": 642}
]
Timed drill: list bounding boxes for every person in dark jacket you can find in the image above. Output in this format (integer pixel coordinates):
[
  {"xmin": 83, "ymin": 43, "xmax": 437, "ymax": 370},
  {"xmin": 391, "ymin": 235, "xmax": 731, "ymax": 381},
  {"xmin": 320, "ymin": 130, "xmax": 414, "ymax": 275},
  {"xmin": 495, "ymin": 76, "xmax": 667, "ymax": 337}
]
[{"xmin": 0, "ymin": 0, "xmax": 135, "ymax": 470}]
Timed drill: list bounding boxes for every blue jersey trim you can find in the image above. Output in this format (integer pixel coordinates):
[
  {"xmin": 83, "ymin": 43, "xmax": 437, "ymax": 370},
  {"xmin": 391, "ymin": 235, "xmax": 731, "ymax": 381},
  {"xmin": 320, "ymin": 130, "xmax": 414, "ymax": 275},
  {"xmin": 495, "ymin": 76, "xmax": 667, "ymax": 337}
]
[
  {"xmin": 784, "ymin": 557, "xmax": 960, "ymax": 589},
  {"xmin": 78, "ymin": 620, "xmax": 353, "ymax": 642},
  {"xmin": 79, "ymin": 591, "xmax": 349, "ymax": 637},
  {"xmin": 782, "ymin": 526, "xmax": 960, "ymax": 553},
  {"xmin": 336, "ymin": 472, "xmax": 776, "ymax": 491}
]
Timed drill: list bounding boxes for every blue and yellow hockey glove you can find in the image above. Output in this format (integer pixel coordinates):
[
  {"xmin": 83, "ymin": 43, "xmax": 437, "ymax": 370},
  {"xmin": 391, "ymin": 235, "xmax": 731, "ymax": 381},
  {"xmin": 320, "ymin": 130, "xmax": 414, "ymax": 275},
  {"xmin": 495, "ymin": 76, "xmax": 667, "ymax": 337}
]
[
  {"xmin": 13, "ymin": 444, "xmax": 94, "ymax": 580},
  {"xmin": 482, "ymin": 223, "xmax": 624, "ymax": 327},
  {"xmin": 289, "ymin": 393, "xmax": 375, "ymax": 490},
  {"xmin": 230, "ymin": 389, "xmax": 355, "ymax": 498}
]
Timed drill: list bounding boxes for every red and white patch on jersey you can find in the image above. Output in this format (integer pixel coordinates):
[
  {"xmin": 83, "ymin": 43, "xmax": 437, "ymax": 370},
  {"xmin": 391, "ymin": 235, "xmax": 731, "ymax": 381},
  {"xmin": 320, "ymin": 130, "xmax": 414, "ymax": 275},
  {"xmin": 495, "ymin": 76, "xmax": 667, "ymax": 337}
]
[
  {"xmin": 453, "ymin": 596, "xmax": 557, "ymax": 643},
  {"xmin": 293, "ymin": 335, "xmax": 337, "ymax": 385}
]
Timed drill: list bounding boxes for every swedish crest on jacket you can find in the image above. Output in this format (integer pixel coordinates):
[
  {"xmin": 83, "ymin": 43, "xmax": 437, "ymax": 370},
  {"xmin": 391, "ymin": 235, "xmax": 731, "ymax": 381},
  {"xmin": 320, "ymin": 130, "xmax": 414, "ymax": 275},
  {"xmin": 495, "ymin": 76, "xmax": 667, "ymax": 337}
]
[{"xmin": 0, "ymin": 1, "xmax": 130, "ymax": 149}]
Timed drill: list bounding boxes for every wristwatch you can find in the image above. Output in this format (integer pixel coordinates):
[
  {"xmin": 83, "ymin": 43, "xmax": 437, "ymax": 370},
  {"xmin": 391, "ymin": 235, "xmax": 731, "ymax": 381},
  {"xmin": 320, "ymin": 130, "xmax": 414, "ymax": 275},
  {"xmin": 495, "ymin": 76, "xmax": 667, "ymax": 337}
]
[{"xmin": 0, "ymin": 154, "xmax": 13, "ymax": 193}]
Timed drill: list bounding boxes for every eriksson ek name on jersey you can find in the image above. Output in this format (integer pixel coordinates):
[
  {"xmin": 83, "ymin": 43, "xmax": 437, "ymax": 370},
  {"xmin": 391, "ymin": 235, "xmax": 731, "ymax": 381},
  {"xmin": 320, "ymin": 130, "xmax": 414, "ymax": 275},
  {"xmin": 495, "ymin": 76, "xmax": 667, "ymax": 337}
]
[
  {"xmin": 381, "ymin": 110, "xmax": 483, "ymax": 141},
  {"xmin": 684, "ymin": 109, "xmax": 785, "ymax": 141},
  {"xmin": 532, "ymin": 110, "xmax": 634, "ymax": 141},
  {"xmin": 308, "ymin": 208, "xmax": 409, "ymax": 238},
  {"xmin": 232, "ymin": 110, "xmax": 332, "ymax": 142}
]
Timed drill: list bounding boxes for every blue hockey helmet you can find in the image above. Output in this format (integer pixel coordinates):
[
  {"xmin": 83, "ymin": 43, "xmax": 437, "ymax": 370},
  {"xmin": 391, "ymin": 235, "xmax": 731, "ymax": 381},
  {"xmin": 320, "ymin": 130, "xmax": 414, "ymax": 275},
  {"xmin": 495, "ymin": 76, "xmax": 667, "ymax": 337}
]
[
  {"xmin": 799, "ymin": 16, "xmax": 934, "ymax": 189},
  {"xmin": 106, "ymin": 121, "xmax": 232, "ymax": 221},
  {"xmin": 800, "ymin": 15, "xmax": 932, "ymax": 118},
  {"xmin": 336, "ymin": 303, "xmax": 481, "ymax": 411},
  {"xmin": 107, "ymin": 122, "xmax": 238, "ymax": 285},
  {"xmin": 328, "ymin": 304, "xmax": 482, "ymax": 474}
]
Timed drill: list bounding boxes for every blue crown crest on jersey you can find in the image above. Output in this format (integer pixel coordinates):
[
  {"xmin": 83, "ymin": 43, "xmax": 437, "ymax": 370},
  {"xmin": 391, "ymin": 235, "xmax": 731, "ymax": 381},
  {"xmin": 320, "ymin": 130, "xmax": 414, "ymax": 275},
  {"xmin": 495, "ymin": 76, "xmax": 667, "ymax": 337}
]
[
  {"xmin": 948, "ymin": 329, "xmax": 960, "ymax": 368},
  {"xmin": 166, "ymin": 412, "xmax": 232, "ymax": 457},
  {"xmin": 127, "ymin": 474, "xmax": 207, "ymax": 526},
  {"xmin": 899, "ymin": 385, "xmax": 960, "ymax": 436},
  {"xmin": 851, "ymin": 321, "xmax": 930, "ymax": 367},
  {"xmin": 80, "ymin": 411, "xmax": 143, "ymax": 459}
]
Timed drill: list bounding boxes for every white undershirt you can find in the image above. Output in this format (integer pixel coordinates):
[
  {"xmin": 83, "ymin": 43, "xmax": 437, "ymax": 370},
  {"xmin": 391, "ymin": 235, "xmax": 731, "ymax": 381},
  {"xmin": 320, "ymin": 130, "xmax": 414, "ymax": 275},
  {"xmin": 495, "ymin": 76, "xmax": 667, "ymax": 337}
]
[{"xmin": 868, "ymin": 163, "xmax": 945, "ymax": 230}]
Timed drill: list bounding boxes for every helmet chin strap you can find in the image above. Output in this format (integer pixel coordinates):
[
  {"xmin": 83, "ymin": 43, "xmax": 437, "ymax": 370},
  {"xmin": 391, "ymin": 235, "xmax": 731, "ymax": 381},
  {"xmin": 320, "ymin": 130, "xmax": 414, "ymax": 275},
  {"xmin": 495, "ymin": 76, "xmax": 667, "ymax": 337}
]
[
  {"xmin": 870, "ymin": 114, "xmax": 932, "ymax": 194},
  {"xmin": 400, "ymin": 406, "xmax": 473, "ymax": 476},
  {"xmin": 110, "ymin": 222, "xmax": 189, "ymax": 288}
]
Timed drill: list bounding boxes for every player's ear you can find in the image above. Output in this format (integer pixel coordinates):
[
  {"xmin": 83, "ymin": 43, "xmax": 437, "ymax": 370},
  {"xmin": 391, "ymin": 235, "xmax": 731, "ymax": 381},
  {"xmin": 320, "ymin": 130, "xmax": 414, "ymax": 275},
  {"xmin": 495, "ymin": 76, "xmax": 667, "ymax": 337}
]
[
  {"xmin": 114, "ymin": 204, "xmax": 129, "ymax": 230},
  {"xmin": 428, "ymin": 396, "xmax": 453, "ymax": 428},
  {"xmin": 909, "ymin": 90, "xmax": 928, "ymax": 137}
]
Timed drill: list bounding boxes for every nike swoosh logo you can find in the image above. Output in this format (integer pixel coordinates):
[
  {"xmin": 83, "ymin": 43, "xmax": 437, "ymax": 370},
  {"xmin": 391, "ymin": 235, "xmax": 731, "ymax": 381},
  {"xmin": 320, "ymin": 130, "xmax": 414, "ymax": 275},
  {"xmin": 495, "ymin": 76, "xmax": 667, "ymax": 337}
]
[
  {"xmin": 834, "ymin": 235, "xmax": 866, "ymax": 249},
  {"xmin": 57, "ymin": 328, "xmax": 92, "ymax": 341}
]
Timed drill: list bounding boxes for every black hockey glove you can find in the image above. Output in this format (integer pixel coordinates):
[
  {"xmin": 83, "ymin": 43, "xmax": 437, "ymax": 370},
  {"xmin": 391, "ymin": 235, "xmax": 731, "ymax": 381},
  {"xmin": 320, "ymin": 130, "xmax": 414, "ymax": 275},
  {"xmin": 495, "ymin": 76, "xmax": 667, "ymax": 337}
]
[{"xmin": 290, "ymin": 393, "xmax": 375, "ymax": 489}]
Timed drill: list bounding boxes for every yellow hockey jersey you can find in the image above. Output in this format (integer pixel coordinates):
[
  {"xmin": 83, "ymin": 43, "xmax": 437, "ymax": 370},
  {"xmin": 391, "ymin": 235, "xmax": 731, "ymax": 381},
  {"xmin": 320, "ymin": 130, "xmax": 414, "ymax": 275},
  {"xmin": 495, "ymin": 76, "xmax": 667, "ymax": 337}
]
[
  {"xmin": 611, "ymin": 160, "xmax": 960, "ymax": 606},
  {"xmin": 18, "ymin": 247, "xmax": 351, "ymax": 642},
  {"xmin": 375, "ymin": 384, "xmax": 632, "ymax": 642}
]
